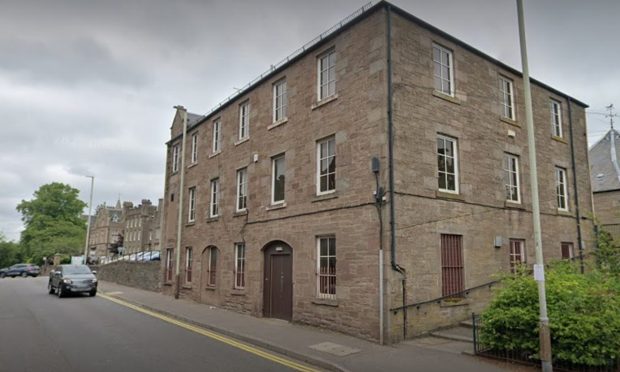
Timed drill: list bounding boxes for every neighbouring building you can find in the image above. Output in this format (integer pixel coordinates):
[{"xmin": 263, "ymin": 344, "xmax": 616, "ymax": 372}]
[
  {"xmin": 88, "ymin": 201, "xmax": 124, "ymax": 260},
  {"xmin": 590, "ymin": 128, "xmax": 620, "ymax": 241},
  {"xmin": 122, "ymin": 199, "xmax": 160, "ymax": 255},
  {"xmin": 160, "ymin": 2, "xmax": 593, "ymax": 343}
]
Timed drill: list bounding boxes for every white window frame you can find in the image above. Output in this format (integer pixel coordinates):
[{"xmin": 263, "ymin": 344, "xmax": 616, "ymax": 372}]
[
  {"xmin": 504, "ymin": 153, "xmax": 521, "ymax": 203},
  {"xmin": 165, "ymin": 248, "xmax": 173, "ymax": 282},
  {"xmin": 556, "ymin": 167, "xmax": 569, "ymax": 211},
  {"xmin": 509, "ymin": 239, "xmax": 526, "ymax": 273},
  {"xmin": 271, "ymin": 154, "xmax": 285, "ymax": 205},
  {"xmin": 190, "ymin": 133, "xmax": 198, "ymax": 164},
  {"xmin": 433, "ymin": 43, "xmax": 454, "ymax": 96},
  {"xmin": 206, "ymin": 247, "xmax": 217, "ymax": 287},
  {"xmin": 188, "ymin": 187, "xmax": 196, "ymax": 223},
  {"xmin": 236, "ymin": 167, "xmax": 248, "ymax": 212},
  {"xmin": 185, "ymin": 247, "xmax": 193, "ymax": 283},
  {"xmin": 317, "ymin": 49, "xmax": 336, "ymax": 101},
  {"xmin": 317, "ymin": 236, "xmax": 336, "ymax": 299},
  {"xmin": 273, "ymin": 79, "xmax": 288, "ymax": 122},
  {"xmin": 238, "ymin": 101, "xmax": 250, "ymax": 140},
  {"xmin": 234, "ymin": 243, "xmax": 245, "ymax": 289},
  {"xmin": 316, "ymin": 136, "xmax": 336, "ymax": 195},
  {"xmin": 551, "ymin": 99, "xmax": 563, "ymax": 137},
  {"xmin": 172, "ymin": 144, "xmax": 180, "ymax": 173},
  {"xmin": 209, "ymin": 178, "xmax": 220, "ymax": 218},
  {"xmin": 499, "ymin": 76, "xmax": 515, "ymax": 120},
  {"xmin": 437, "ymin": 135, "xmax": 459, "ymax": 194},
  {"xmin": 212, "ymin": 119, "xmax": 221, "ymax": 154}
]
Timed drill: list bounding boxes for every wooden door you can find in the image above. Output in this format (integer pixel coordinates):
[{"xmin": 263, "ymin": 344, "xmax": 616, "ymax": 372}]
[{"xmin": 263, "ymin": 243, "xmax": 292, "ymax": 321}]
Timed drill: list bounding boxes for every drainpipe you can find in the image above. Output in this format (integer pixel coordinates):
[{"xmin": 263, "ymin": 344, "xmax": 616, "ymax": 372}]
[
  {"xmin": 567, "ymin": 98, "xmax": 585, "ymax": 273},
  {"xmin": 386, "ymin": 4, "xmax": 407, "ymax": 341},
  {"xmin": 174, "ymin": 106, "xmax": 188, "ymax": 299}
]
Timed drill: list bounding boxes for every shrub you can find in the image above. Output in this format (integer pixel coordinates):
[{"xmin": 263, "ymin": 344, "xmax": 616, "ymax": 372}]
[{"xmin": 480, "ymin": 261, "xmax": 620, "ymax": 367}]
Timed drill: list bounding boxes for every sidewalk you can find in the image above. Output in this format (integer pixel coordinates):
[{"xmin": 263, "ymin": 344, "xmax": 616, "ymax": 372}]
[{"xmin": 98, "ymin": 281, "xmax": 529, "ymax": 372}]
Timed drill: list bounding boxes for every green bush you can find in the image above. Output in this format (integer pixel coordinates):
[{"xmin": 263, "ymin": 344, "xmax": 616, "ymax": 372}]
[{"xmin": 480, "ymin": 261, "xmax": 620, "ymax": 367}]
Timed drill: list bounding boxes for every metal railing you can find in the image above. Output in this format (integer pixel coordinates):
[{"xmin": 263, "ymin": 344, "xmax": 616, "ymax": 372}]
[
  {"xmin": 99, "ymin": 250, "xmax": 161, "ymax": 265},
  {"xmin": 200, "ymin": 1, "xmax": 376, "ymax": 119}
]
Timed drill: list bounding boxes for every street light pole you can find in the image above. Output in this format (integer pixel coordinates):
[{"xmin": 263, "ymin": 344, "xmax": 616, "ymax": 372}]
[
  {"xmin": 516, "ymin": 1, "xmax": 553, "ymax": 370},
  {"xmin": 83, "ymin": 175, "xmax": 95, "ymax": 265},
  {"xmin": 173, "ymin": 106, "xmax": 188, "ymax": 299}
]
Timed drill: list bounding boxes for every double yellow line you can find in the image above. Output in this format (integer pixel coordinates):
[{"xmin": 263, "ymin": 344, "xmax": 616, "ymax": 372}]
[{"xmin": 99, "ymin": 293, "xmax": 319, "ymax": 372}]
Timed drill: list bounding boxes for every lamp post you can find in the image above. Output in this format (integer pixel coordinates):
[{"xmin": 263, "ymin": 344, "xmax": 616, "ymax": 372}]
[{"xmin": 83, "ymin": 176, "xmax": 95, "ymax": 265}]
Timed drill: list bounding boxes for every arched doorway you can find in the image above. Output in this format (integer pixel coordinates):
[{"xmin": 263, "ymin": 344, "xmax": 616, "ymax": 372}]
[{"xmin": 263, "ymin": 241, "xmax": 293, "ymax": 321}]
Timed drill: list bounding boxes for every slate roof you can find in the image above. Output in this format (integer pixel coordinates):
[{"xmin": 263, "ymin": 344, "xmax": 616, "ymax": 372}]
[
  {"xmin": 187, "ymin": 112, "xmax": 204, "ymax": 129},
  {"xmin": 590, "ymin": 129, "xmax": 620, "ymax": 192}
]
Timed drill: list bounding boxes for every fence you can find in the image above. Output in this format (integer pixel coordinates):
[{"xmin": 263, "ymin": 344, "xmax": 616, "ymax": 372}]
[
  {"xmin": 99, "ymin": 250, "xmax": 160, "ymax": 265},
  {"xmin": 472, "ymin": 313, "xmax": 619, "ymax": 372}
]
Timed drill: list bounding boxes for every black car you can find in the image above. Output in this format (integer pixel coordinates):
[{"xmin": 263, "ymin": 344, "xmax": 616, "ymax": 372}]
[
  {"xmin": 48, "ymin": 265, "xmax": 97, "ymax": 297},
  {"xmin": 1, "ymin": 263, "xmax": 40, "ymax": 278}
]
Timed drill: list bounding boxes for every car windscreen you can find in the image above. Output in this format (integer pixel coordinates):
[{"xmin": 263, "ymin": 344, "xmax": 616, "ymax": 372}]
[{"xmin": 63, "ymin": 266, "xmax": 92, "ymax": 275}]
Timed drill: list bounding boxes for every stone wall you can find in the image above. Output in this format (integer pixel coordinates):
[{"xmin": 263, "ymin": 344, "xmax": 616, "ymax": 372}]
[{"xmin": 95, "ymin": 261, "xmax": 161, "ymax": 292}]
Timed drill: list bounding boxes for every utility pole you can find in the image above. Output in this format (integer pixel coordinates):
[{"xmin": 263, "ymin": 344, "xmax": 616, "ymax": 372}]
[
  {"xmin": 174, "ymin": 106, "xmax": 188, "ymax": 300},
  {"xmin": 83, "ymin": 175, "xmax": 95, "ymax": 265},
  {"xmin": 605, "ymin": 104, "xmax": 617, "ymax": 130},
  {"xmin": 516, "ymin": 1, "xmax": 553, "ymax": 370}
]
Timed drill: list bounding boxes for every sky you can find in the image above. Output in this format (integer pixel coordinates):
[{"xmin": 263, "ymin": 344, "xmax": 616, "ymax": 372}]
[{"xmin": 0, "ymin": 0, "xmax": 618, "ymax": 241}]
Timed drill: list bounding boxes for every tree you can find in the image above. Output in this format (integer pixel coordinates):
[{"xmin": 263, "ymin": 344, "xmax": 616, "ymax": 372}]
[
  {"xmin": 0, "ymin": 233, "xmax": 22, "ymax": 268},
  {"xmin": 594, "ymin": 227, "xmax": 620, "ymax": 274},
  {"xmin": 16, "ymin": 183, "xmax": 87, "ymax": 264}
]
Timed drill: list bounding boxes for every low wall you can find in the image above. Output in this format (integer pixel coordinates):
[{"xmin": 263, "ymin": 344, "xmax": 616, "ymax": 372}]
[{"xmin": 94, "ymin": 261, "xmax": 161, "ymax": 292}]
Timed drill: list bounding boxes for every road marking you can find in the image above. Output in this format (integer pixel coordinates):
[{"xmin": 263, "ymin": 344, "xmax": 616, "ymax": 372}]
[{"xmin": 99, "ymin": 293, "xmax": 319, "ymax": 372}]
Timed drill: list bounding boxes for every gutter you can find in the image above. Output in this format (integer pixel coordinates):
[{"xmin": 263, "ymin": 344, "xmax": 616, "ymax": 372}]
[{"xmin": 567, "ymin": 98, "xmax": 585, "ymax": 273}]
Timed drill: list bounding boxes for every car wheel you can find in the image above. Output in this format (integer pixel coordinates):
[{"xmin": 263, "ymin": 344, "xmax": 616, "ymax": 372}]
[
  {"xmin": 57, "ymin": 286, "xmax": 64, "ymax": 298},
  {"xmin": 21, "ymin": 272, "xmax": 28, "ymax": 278},
  {"xmin": 0, "ymin": 273, "xmax": 4, "ymax": 278},
  {"xmin": 89, "ymin": 290, "xmax": 97, "ymax": 297}
]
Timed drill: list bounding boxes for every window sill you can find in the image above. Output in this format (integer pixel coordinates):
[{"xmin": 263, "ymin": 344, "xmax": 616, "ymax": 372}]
[
  {"xmin": 312, "ymin": 192, "xmax": 338, "ymax": 203},
  {"xmin": 182, "ymin": 284, "xmax": 192, "ymax": 289},
  {"xmin": 268, "ymin": 118, "xmax": 288, "ymax": 130},
  {"xmin": 432, "ymin": 91, "xmax": 461, "ymax": 105},
  {"xmin": 504, "ymin": 200, "xmax": 524, "ymax": 209},
  {"xmin": 163, "ymin": 282, "xmax": 173, "ymax": 287},
  {"xmin": 311, "ymin": 94, "xmax": 338, "ymax": 110},
  {"xmin": 206, "ymin": 216, "xmax": 220, "ymax": 223},
  {"xmin": 312, "ymin": 298, "xmax": 338, "ymax": 307},
  {"xmin": 233, "ymin": 210, "xmax": 248, "ymax": 217},
  {"xmin": 500, "ymin": 116, "xmax": 520, "ymax": 127},
  {"xmin": 266, "ymin": 203, "xmax": 287, "ymax": 211},
  {"xmin": 209, "ymin": 151, "xmax": 222, "ymax": 159},
  {"xmin": 551, "ymin": 135, "xmax": 567, "ymax": 144},
  {"xmin": 185, "ymin": 221, "xmax": 196, "ymax": 227},
  {"xmin": 234, "ymin": 137, "xmax": 250, "ymax": 146},
  {"xmin": 435, "ymin": 190, "xmax": 463, "ymax": 201},
  {"xmin": 205, "ymin": 286, "xmax": 216, "ymax": 291},
  {"xmin": 188, "ymin": 162, "xmax": 198, "ymax": 169},
  {"xmin": 231, "ymin": 290, "xmax": 246, "ymax": 296},
  {"xmin": 557, "ymin": 209, "xmax": 572, "ymax": 216}
]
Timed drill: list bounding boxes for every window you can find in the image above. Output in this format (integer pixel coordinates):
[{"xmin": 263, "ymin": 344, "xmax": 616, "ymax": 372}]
[
  {"xmin": 272, "ymin": 155, "xmax": 285, "ymax": 204},
  {"xmin": 185, "ymin": 247, "xmax": 193, "ymax": 283},
  {"xmin": 188, "ymin": 187, "xmax": 196, "ymax": 223},
  {"xmin": 499, "ymin": 76, "xmax": 515, "ymax": 120},
  {"xmin": 317, "ymin": 49, "xmax": 336, "ymax": 101},
  {"xmin": 509, "ymin": 239, "xmax": 526, "ymax": 273},
  {"xmin": 212, "ymin": 119, "xmax": 221, "ymax": 153},
  {"xmin": 236, "ymin": 168, "xmax": 248, "ymax": 212},
  {"xmin": 433, "ymin": 44, "xmax": 454, "ymax": 96},
  {"xmin": 190, "ymin": 133, "xmax": 198, "ymax": 164},
  {"xmin": 238, "ymin": 101, "xmax": 250, "ymax": 140},
  {"xmin": 551, "ymin": 100, "xmax": 562, "ymax": 137},
  {"xmin": 273, "ymin": 79, "xmax": 288, "ymax": 122},
  {"xmin": 561, "ymin": 242, "xmax": 574, "ymax": 259},
  {"xmin": 555, "ymin": 167, "xmax": 568, "ymax": 211},
  {"xmin": 317, "ymin": 236, "xmax": 336, "ymax": 299},
  {"xmin": 503, "ymin": 153, "xmax": 520, "ymax": 203},
  {"xmin": 317, "ymin": 136, "xmax": 336, "ymax": 194},
  {"xmin": 165, "ymin": 248, "xmax": 173, "ymax": 282},
  {"xmin": 172, "ymin": 144, "xmax": 180, "ymax": 173},
  {"xmin": 210, "ymin": 178, "xmax": 220, "ymax": 218},
  {"xmin": 234, "ymin": 243, "xmax": 245, "ymax": 289},
  {"xmin": 441, "ymin": 234, "xmax": 464, "ymax": 297},
  {"xmin": 206, "ymin": 247, "xmax": 217, "ymax": 287},
  {"xmin": 437, "ymin": 135, "xmax": 458, "ymax": 193}
]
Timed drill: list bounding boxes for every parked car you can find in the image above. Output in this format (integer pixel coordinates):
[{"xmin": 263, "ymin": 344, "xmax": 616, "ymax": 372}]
[
  {"xmin": 48, "ymin": 265, "xmax": 97, "ymax": 298},
  {"xmin": 2, "ymin": 263, "xmax": 40, "ymax": 278},
  {"xmin": 0, "ymin": 267, "xmax": 8, "ymax": 278}
]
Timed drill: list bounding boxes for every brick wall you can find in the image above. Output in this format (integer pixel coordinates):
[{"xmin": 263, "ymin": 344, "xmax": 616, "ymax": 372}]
[{"xmin": 96, "ymin": 261, "xmax": 161, "ymax": 292}]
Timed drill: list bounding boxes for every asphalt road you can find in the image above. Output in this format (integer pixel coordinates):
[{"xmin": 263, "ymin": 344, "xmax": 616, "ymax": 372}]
[{"xmin": 0, "ymin": 276, "xmax": 310, "ymax": 372}]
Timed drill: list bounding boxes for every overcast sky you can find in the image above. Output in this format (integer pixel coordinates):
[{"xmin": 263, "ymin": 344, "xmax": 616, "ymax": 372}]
[{"xmin": 0, "ymin": 0, "xmax": 617, "ymax": 241}]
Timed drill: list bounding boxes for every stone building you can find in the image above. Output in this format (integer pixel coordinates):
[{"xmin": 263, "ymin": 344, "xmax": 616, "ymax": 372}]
[
  {"xmin": 160, "ymin": 2, "xmax": 593, "ymax": 343},
  {"xmin": 122, "ymin": 199, "xmax": 160, "ymax": 255},
  {"xmin": 590, "ymin": 129, "xmax": 620, "ymax": 241},
  {"xmin": 88, "ymin": 201, "xmax": 123, "ymax": 259}
]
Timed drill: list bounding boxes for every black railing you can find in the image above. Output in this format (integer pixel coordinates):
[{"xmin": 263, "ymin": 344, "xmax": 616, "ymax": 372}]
[
  {"xmin": 472, "ymin": 313, "xmax": 619, "ymax": 372},
  {"xmin": 390, "ymin": 280, "xmax": 498, "ymax": 314}
]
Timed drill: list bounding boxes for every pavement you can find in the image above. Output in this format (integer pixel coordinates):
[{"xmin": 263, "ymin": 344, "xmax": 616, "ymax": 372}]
[{"xmin": 98, "ymin": 281, "xmax": 532, "ymax": 372}]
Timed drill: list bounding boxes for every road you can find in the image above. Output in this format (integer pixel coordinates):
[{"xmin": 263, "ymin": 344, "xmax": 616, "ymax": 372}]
[{"xmin": 0, "ymin": 276, "xmax": 315, "ymax": 372}]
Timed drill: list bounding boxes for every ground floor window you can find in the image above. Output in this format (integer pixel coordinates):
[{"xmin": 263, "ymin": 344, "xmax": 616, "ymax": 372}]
[
  {"xmin": 185, "ymin": 247, "xmax": 193, "ymax": 283},
  {"xmin": 317, "ymin": 236, "xmax": 336, "ymax": 299},
  {"xmin": 561, "ymin": 242, "xmax": 574, "ymax": 259},
  {"xmin": 206, "ymin": 247, "xmax": 217, "ymax": 287},
  {"xmin": 440, "ymin": 234, "xmax": 463, "ymax": 297},
  {"xmin": 234, "ymin": 243, "xmax": 245, "ymax": 289},
  {"xmin": 509, "ymin": 239, "xmax": 526, "ymax": 273},
  {"xmin": 165, "ymin": 248, "xmax": 173, "ymax": 282}
]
